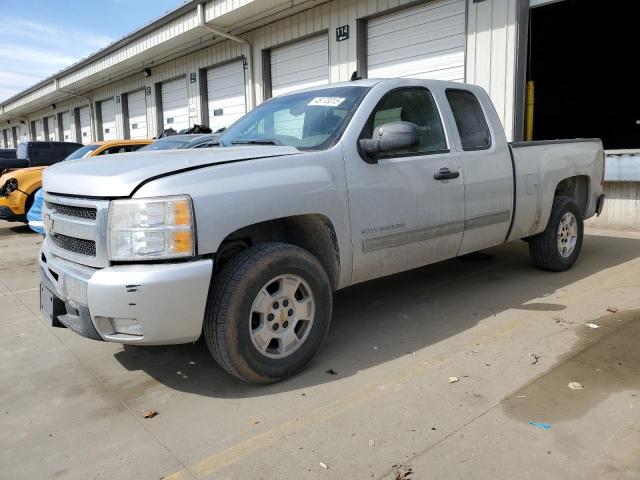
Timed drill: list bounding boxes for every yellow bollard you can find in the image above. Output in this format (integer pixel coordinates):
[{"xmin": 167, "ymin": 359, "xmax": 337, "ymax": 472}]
[{"xmin": 525, "ymin": 80, "xmax": 535, "ymax": 141}]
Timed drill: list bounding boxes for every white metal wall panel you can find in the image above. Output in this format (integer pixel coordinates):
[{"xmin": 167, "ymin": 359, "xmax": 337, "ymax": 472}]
[
  {"xmin": 44, "ymin": 116, "xmax": 56, "ymax": 141},
  {"xmin": 127, "ymin": 89, "xmax": 148, "ymax": 139},
  {"xmin": 79, "ymin": 106, "xmax": 91, "ymax": 143},
  {"xmin": 162, "ymin": 77, "xmax": 189, "ymax": 132},
  {"xmin": 367, "ymin": 0, "xmax": 466, "ymax": 82},
  {"xmin": 271, "ymin": 34, "xmax": 329, "ymax": 97},
  {"xmin": 62, "ymin": 112, "xmax": 72, "ymax": 141},
  {"xmin": 34, "ymin": 120, "xmax": 44, "ymax": 141},
  {"xmin": 100, "ymin": 98, "xmax": 117, "ymax": 141},
  {"xmin": 206, "ymin": 60, "xmax": 247, "ymax": 131}
]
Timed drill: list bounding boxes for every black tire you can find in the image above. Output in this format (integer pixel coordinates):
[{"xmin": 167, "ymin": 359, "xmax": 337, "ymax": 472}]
[
  {"xmin": 529, "ymin": 195, "xmax": 584, "ymax": 272},
  {"xmin": 203, "ymin": 242, "xmax": 332, "ymax": 384}
]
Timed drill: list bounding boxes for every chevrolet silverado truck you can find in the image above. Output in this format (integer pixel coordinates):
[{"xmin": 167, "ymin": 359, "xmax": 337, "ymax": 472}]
[{"xmin": 39, "ymin": 79, "xmax": 605, "ymax": 383}]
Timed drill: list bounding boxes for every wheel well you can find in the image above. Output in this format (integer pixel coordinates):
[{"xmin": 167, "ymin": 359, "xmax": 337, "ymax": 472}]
[
  {"xmin": 554, "ymin": 175, "xmax": 589, "ymax": 216},
  {"xmin": 215, "ymin": 214, "xmax": 341, "ymax": 289}
]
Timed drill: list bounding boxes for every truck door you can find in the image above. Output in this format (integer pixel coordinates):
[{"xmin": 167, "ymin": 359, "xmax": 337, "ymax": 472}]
[
  {"xmin": 443, "ymin": 89, "xmax": 514, "ymax": 255},
  {"xmin": 345, "ymin": 86, "xmax": 465, "ymax": 284}
]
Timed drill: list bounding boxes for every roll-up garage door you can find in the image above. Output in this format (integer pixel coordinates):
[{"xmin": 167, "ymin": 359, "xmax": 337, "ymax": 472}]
[
  {"xmin": 61, "ymin": 112, "xmax": 71, "ymax": 141},
  {"xmin": 127, "ymin": 89, "xmax": 148, "ymax": 139},
  {"xmin": 100, "ymin": 98, "xmax": 116, "ymax": 141},
  {"xmin": 206, "ymin": 61, "xmax": 247, "ymax": 131},
  {"xmin": 271, "ymin": 34, "xmax": 329, "ymax": 97},
  {"xmin": 34, "ymin": 120, "xmax": 44, "ymax": 141},
  {"xmin": 161, "ymin": 77, "xmax": 189, "ymax": 132},
  {"xmin": 367, "ymin": 0, "xmax": 466, "ymax": 82},
  {"xmin": 79, "ymin": 106, "xmax": 91, "ymax": 143},
  {"xmin": 44, "ymin": 116, "xmax": 56, "ymax": 141}
]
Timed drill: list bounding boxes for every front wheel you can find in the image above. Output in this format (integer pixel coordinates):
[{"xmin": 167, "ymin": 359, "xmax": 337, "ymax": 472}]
[
  {"xmin": 529, "ymin": 195, "xmax": 584, "ymax": 271},
  {"xmin": 203, "ymin": 243, "xmax": 332, "ymax": 384}
]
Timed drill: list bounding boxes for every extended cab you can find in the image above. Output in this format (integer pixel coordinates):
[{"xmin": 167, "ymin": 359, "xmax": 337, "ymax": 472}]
[
  {"xmin": 0, "ymin": 139, "xmax": 151, "ymax": 222},
  {"xmin": 39, "ymin": 79, "xmax": 605, "ymax": 383}
]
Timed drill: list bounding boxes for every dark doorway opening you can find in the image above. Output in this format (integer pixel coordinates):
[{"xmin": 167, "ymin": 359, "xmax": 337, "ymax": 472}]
[{"xmin": 527, "ymin": 0, "xmax": 639, "ymax": 149}]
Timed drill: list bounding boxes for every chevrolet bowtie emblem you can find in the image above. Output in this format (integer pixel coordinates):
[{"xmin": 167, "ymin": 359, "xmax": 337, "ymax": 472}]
[{"xmin": 44, "ymin": 213, "xmax": 54, "ymax": 233}]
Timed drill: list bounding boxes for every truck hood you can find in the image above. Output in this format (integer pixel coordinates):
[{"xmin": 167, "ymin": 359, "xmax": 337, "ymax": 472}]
[{"xmin": 43, "ymin": 145, "xmax": 301, "ymax": 197}]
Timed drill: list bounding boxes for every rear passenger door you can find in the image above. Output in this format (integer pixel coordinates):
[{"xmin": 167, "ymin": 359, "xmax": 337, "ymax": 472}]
[
  {"xmin": 444, "ymin": 89, "xmax": 514, "ymax": 255},
  {"xmin": 346, "ymin": 86, "xmax": 466, "ymax": 284}
]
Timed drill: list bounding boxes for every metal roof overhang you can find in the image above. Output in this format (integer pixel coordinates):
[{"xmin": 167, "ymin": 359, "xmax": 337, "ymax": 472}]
[{"xmin": 0, "ymin": 0, "xmax": 324, "ymax": 120}]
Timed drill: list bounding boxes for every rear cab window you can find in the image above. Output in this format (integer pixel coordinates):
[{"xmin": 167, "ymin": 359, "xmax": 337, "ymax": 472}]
[{"xmin": 445, "ymin": 89, "xmax": 492, "ymax": 151}]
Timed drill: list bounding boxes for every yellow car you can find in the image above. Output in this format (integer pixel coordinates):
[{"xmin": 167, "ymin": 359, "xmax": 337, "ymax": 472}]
[{"xmin": 0, "ymin": 139, "xmax": 151, "ymax": 222}]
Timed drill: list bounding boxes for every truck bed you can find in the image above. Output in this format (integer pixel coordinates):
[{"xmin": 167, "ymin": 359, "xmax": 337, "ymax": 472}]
[{"xmin": 507, "ymin": 138, "xmax": 604, "ymax": 241}]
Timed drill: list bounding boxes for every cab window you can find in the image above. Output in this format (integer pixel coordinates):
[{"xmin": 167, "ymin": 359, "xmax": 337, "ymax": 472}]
[
  {"xmin": 445, "ymin": 89, "xmax": 491, "ymax": 151},
  {"xmin": 360, "ymin": 87, "xmax": 448, "ymax": 157}
]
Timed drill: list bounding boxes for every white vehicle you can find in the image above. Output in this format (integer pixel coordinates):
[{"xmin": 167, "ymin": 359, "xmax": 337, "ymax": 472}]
[{"xmin": 40, "ymin": 79, "xmax": 605, "ymax": 383}]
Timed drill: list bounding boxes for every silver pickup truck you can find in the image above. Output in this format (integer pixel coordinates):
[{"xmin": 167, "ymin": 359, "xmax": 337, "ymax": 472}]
[{"xmin": 40, "ymin": 78, "xmax": 605, "ymax": 383}]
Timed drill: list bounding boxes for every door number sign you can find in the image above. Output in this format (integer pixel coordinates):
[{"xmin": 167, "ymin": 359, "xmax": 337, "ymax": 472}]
[{"xmin": 336, "ymin": 25, "xmax": 349, "ymax": 42}]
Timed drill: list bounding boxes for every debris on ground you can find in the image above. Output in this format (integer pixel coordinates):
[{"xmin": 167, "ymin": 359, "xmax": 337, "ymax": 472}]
[
  {"xmin": 586, "ymin": 323, "xmax": 601, "ymax": 329},
  {"xmin": 568, "ymin": 382, "xmax": 584, "ymax": 390},
  {"xmin": 554, "ymin": 316, "xmax": 575, "ymax": 325},
  {"xmin": 368, "ymin": 439, "xmax": 375, "ymax": 447},
  {"xmin": 528, "ymin": 421, "xmax": 552, "ymax": 430},
  {"xmin": 143, "ymin": 409, "xmax": 158, "ymax": 419},
  {"xmin": 515, "ymin": 395, "xmax": 527, "ymax": 398},
  {"xmin": 319, "ymin": 462, "xmax": 328, "ymax": 469},
  {"xmin": 250, "ymin": 419, "xmax": 260, "ymax": 425},
  {"xmin": 325, "ymin": 369, "xmax": 338, "ymax": 375},
  {"xmin": 606, "ymin": 306, "xmax": 618, "ymax": 313},
  {"xmin": 393, "ymin": 464, "xmax": 413, "ymax": 479},
  {"xmin": 530, "ymin": 354, "xmax": 540, "ymax": 365},
  {"xmin": 448, "ymin": 376, "xmax": 459, "ymax": 384}
]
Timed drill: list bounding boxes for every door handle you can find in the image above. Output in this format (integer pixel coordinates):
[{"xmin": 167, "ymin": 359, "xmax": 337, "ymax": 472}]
[{"xmin": 434, "ymin": 167, "xmax": 460, "ymax": 180}]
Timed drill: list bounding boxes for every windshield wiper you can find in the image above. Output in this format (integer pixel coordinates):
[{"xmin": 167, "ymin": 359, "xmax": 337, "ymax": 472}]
[{"xmin": 230, "ymin": 138, "xmax": 282, "ymax": 146}]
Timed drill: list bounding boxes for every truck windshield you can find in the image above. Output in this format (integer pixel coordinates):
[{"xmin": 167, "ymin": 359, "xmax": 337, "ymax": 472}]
[
  {"xmin": 65, "ymin": 144, "xmax": 100, "ymax": 160},
  {"xmin": 219, "ymin": 86, "xmax": 369, "ymax": 150}
]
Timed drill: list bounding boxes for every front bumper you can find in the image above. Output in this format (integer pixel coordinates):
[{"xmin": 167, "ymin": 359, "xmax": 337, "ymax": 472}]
[
  {"xmin": 0, "ymin": 205, "xmax": 24, "ymax": 222},
  {"xmin": 39, "ymin": 247, "xmax": 213, "ymax": 345},
  {"xmin": 0, "ymin": 191, "xmax": 27, "ymax": 219}
]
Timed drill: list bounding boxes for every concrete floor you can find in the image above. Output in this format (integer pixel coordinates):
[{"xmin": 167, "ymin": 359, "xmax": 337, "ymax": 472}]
[{"xmin": 1, "ymin": 220, "xmax": 639, "ymax": 480}]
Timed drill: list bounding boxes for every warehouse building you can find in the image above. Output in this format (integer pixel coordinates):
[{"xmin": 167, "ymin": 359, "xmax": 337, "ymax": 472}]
[
  {"xmin": 0, "ymin": 0, "xmax": 637, "ymax": 227},
  {"xmin": 0, "ymin": 0, "xmax": 527, "ymax": 147}
]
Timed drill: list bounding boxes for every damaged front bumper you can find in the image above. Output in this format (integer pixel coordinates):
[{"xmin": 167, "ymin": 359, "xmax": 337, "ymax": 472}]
[{"xmin": 39, "ymin": 245, "xmax": 213, "ymax": 345}]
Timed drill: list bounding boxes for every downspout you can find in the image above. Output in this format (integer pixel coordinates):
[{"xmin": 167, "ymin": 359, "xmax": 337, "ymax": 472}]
[
  {"xmin": 54, "ymin": 79, "xmax": 97, "ymax": 142},
  {"xmin": 197, "ymin": 3, "xmax": 255, "ymax": 110}
]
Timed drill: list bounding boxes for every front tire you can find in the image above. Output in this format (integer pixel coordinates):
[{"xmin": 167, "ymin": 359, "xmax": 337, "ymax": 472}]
[
  {"xmin": 204, "ymin": 243, "xmax": 332, "ymax": 384},
  {"xmin": 529, "ymin": 195, "xmax": 584, "ymax": 271}
]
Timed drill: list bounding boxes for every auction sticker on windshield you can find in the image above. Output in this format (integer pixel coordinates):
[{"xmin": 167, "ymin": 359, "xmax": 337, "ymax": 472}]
[{"xmin": 308, "ymin": 97, "xmax": 346, "ymax": 107}]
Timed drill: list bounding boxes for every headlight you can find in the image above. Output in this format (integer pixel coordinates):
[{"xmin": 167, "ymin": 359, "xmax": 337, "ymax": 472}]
[
  {"xmin": 108, "ymin": 196, "xmax": 195, "ymax": 261},
  {"xmin": 0, "ymin": 178, "xmax": 18, "ymax": 197}
]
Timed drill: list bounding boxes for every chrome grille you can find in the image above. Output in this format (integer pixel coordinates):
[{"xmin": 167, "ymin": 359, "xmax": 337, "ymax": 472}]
[
  {"xmin": 50, "ymin": 234, "xmax": 96, "ymax": 257},
  {"xmin": 46, "ymin": 202, "xmax": 97, "ymax": 220},
  {"xmin": 43, "ymin": 193, "xmax": 110, "ymax": 268}
]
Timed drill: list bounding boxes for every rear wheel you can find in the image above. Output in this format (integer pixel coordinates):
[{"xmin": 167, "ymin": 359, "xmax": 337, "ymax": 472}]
[
  {"xmin": 203, "ymin": 243, "xmax": 332, "ymax": 383},
  {"xmin": 529, "ymin": 195, "xmax": 583, "ymax": 271}
]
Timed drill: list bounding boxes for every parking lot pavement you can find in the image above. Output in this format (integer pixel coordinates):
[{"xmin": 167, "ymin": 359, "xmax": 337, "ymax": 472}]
[{"xmin": 1, "ymin": 220, "xmax": 639, "ymax": 480}]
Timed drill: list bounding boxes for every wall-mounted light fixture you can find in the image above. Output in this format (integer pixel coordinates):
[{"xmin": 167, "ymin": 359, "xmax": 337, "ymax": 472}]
[
  {"xmin": 143, "ymin": 68, "xmax": 152, "ymax": 77},
  {"xmin": 50, "ymin": 104, "xmax": 56, "ymax": 110}
]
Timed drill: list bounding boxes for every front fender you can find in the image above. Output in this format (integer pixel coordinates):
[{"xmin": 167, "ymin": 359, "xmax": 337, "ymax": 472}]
[{"xmin": 134, "ymin": 149, "xmax": 352, "ymax": 288}]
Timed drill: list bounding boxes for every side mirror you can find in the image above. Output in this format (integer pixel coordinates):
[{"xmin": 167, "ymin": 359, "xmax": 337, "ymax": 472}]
[{"xmin": 358, "ymin": 121, "xmax": 419, "ymax": 163}]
